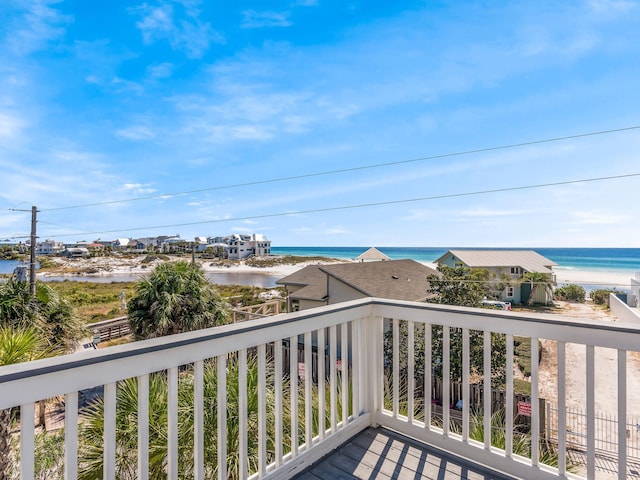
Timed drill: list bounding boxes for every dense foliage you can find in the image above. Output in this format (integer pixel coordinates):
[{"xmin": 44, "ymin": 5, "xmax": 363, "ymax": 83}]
[
  {"xmin": 427, "ymin": 265, "xmax": 498, "ymax": 306},
  {"xmin": 590, "ymin": 288, "xmax": 619, "ymax": 305},
  {"xmin": 127, "ymin": 262, "xmax": 229, "ymax": 339},
  {"xmin": 554, "ymin": 284, "xmax": 586, "ymax": 303},
  {"xmin": 0, "ymin": 280, "xmax": 87, "ymax": 352}
]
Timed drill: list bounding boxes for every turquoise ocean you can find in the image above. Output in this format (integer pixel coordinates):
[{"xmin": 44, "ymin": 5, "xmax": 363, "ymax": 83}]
[{"xmin": 271, "ymin": 247, "xmax": 640, "ymax": 291}]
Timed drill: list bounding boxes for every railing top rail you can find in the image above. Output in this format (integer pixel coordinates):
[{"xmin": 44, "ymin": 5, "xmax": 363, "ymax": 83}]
[
  {"xmin": 2, "ymin": 297, "xmax": 639, "ymax": 409},
  {"xmin": 372, "ymin": 298, "xmax": 640, "ymax": 349},
  {"xmin": 0, "ymin": 299, "xmax": 372, "ymax": 387},
  {"xmin": 86, "ymin": 316, "xmax": 128, "ymax": 328}
]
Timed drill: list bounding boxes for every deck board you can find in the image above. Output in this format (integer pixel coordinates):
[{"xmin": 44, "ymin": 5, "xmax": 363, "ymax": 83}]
[{"xmin": 294, "ymin": 428, "xmax": 516, "ymax": 480}]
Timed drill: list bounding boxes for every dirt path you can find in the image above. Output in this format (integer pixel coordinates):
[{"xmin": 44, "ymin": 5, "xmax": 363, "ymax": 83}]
[
  {"xmin": 537, "ymin": 301, "xmax": 640, "ymax": 416},
  {"xmin": 534, "ymin": 301, "xmax": 640, "ymax": 479}
]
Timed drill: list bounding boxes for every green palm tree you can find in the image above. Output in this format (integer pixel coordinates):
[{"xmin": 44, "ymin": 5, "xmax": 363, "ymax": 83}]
[
  {"xmin": 0, "ymin": 326, "xmax": 51, "ymax": 480},
  {"xmin": 128, "ymin": 262, "xmax": 229, "ymax": 340},
  {"xmin": 1, "ymin": 279, "xmax": 87, "ymax": 480},
  {"xmin": 78, "ymin": 355, "xmax": 279, "ymax": 479},
  {"xmin": 0, "ymin": 279, "xmax": 87, "ymax": 352}
]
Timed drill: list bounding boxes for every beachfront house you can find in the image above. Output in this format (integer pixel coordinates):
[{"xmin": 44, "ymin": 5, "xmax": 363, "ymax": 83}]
[
  {"xmin": 207, "ymin": 233, "xmax": 271, "ymax": 259},
  {"xmin": 435, "ymin": 249, "xmax": 557, "ymax": 304},
  {"xmin": 112, "ymin": 237, "xmax": 134, "ymax": 251},
  {"xmin": 277, "ymin": 259, "xmax": 437, "ymax": 311},
  {"xmin": 35, "ymin": 239, "xmax": 65, "ymax": 255}
]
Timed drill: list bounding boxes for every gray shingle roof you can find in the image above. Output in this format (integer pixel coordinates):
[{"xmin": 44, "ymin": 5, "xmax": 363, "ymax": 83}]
[
  {"xmin": 277, "ymin": 259, "xmax": 439, "ymax": 303},
  {"xmin": 320, "ymin": 259, "xmax": 438, "ymax": 302},
  {"xmin": 276, "ymin": 265, "xmax": 327, "ymax": 301}
]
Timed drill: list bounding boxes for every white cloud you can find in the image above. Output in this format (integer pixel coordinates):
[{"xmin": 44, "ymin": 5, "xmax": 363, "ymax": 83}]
[
  {"xmin": 132, "ymin": 2, "xmax": 222, "ymax": 58},
  {"xmin": 205, "ymin": 124, "xmax": 273, "ymax": 142},
  {"xmin": 0, "ymin": 112, "xmax": 26, "ymax": 138},
  {"xmin": 571, "ymin": 211, "xmax": 628, "ymax": 225},
  {"xmin": 123, "ymin": 183, "xmax": 157, "ymax": 195},
  {"xmin": 110, "ymin": 77, "xmax": 144, "ymax": 95},
  {"xmin": 6, "ymin": 1, "xmax": 72, "ymax": 55},
  {"xmin": 324, "ymin": 226, "xmax": 349, "ymax": 235},
  {"xmin": 147, "ymin": 62, "xmax": 174, "ymax": 78},
  {"xmin": 459, "ymin": 207, "xmax": 523, "ymax": 218},
  {"xmin": 115, "ymin": 126, "xmax": 156, "ymax": 140},
  {"xmin": 241, "ymin": 10, "xmax": 292, "ymax": 29},
  {"xmin": 588, "ymin": 0, "xmax": 635, "ymax": 14}
]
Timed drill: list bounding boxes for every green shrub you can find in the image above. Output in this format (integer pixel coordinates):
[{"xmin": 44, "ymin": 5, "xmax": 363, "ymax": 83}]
[
  {"xmin": 591, "ymin": 289, "xmax": 618, "ymax": 305},
  {"xmin": 554, "ymin": 284, "xmax": 586, "ymax": 303},
  {"xmin": 514, "ymin": 336, "xmax": 542, "ymax": 378}
]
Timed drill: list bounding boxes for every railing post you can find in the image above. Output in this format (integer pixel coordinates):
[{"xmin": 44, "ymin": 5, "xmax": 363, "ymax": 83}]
[{"xmin": 365, "ymin": 310, "xmax": 383, "ymax": 426}]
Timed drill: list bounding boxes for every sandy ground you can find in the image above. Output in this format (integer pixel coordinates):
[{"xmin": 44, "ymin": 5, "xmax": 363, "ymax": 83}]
[
  {"xmin": 535, "ymin": 301, "xmax": 640, "ymax": 479},
  {"xmin": 537, "ymin": 301, "xmax": 640, "ymax": 417},
  {"xmin": 37, "ymin": 254, "xmax": 344, "ymax": 279}
]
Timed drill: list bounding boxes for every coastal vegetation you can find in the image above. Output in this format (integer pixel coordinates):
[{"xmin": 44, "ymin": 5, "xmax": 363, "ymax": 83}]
[
  {"xmin": 0, "ymin": 280, "xmax": 88, "ymax": 480},
  {"xmin": 127, "ymin": 262, "xmax": 229, "ymax": 340},
  {"xmin": 45, "ymin": 282, "xmax": 282, "ymax": 324},
  {"xmin": 590, "ymin": 288, "xmax": 620, "ymax": 306},
  {"xmin": 554, "ymin": 284, "xmax": 586, "ymax": 303}
]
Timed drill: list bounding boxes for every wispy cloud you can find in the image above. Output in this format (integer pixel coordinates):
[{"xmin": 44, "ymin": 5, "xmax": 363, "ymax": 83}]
[
  {"xmin": 241, "ymin": 10, "xmax": 292, "ymax": 28},
  {"xmin": 324, "ymin": 226, "xmax": 349, "ymax": 235},
  {"xmin": 0, "ymin": 112, "xmax": 26, "ymax": 139},
  {"xmin": 147, "ymin": 62, "xmax": 174, "ymax": 78},
  {"xmin": 5, "ymin": 0, "xmax": 72, "ymax": 55},
  {"xmin": 115, "ymin": 126, "xmax": 156, "ymax": 140},
  {"xmin": 132, "ymin": 1, "xmax": 222, "ymax": 58},
  {"xmin": 571, "ymin": 211, "xmax": 628, "ymax": 225}
]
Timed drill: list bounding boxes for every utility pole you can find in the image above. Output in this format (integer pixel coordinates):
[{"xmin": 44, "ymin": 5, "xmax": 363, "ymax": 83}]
[
  {"xmin": 30, "ymin": 206, "xmax": 38, "ymax": 298},
  {"xmin": 9, "ymin": 206, "xmax": 39, "ymax": 299}
]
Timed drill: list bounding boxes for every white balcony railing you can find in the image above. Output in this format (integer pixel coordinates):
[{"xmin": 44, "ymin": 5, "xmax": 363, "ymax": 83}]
[{"xmin": 1, "ymin": 298, "xmax": 639, "ymax": 480}]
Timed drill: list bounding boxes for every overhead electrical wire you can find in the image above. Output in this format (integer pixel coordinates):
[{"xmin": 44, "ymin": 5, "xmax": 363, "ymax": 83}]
[
  {"xmin": 44, "ymin": 172, "xmax": 640, "ymax": 239},
  {"xmin": 41, "ymin": 124, "xmax": 640, "ymax": 212}
]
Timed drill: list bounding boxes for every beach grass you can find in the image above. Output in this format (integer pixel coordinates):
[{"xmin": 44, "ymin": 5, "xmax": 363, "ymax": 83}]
[{"xmin": 47, "ymin": 281, "xmax": 284, "ymax": 324}]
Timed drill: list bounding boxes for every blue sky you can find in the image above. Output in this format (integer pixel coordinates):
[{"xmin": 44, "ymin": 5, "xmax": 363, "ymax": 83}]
[{"xmin": 1, "ymin": 0, "xmax": 639, "ymax": 248}]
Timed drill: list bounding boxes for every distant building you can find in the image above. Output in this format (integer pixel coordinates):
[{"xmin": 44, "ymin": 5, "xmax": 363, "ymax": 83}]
[
  {"xmin": 277, "ymin": 259, "xmax": 437, "ymax": 311},
  {"xmin": 208, "ymin": 233, "xmax": 271, "ymax": 259},
  {"xmin": 434, "ymin": 249, "xmax": 557, "ymax": 304},
  {"xmin": 112, "ymin": 238, "xmax": 134, "ymax": 250},
  {"xmin": 356, "ymin": 247, "xmax": 391, "ymax": 262},
  {"xmin": 63, "ymin": 247, "xmax": 90, "ymax": 258},
  {"xmin": 36, "ymin": 239, "xmax": 65, "ymax": 255}
]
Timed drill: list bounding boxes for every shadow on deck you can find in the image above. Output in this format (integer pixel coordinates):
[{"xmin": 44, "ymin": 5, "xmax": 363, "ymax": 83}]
[{"xmin": 294, "ymin": 428, "xmax": 517, "ymax": 480}]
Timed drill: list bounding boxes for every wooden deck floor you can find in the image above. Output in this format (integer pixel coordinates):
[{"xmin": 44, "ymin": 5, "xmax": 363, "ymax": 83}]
[{"xmin": 294, "ymin": 428, "xmax": 517, "ymax": 480}]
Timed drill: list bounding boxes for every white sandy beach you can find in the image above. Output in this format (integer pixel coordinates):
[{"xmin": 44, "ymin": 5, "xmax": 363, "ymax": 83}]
[
  {"xmin": 553, "ymin": 267, "xmax": 633, "ymax": 290},
  {"xmin": 36, "ymin": 255, "xmax": 345, "ymax": 279}
]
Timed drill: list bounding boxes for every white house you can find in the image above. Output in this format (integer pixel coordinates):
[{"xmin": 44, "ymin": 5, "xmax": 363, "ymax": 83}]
[
  {"xmin": 210, "ymin": 233, "xmax": 271, "ymax": 259},
  {"xmin": 435, "ymin": 249, "xmax": 557, "ymax": 305},
  {"xmin": 36, "ymin": 239, "xmax": 65, "ymax": 255},
  {"xmin": 112, "ymin": 238, "xmax": 134, "ymax": 250}
]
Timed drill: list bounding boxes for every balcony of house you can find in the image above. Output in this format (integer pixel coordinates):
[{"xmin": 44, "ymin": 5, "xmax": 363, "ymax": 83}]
[{"xmin": 1, "ymin": 298, "xmax": 639, "ymax": 479}]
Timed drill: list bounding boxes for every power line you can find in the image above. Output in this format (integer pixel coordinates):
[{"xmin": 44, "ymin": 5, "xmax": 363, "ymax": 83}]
[
  {"xmin": 43, "ymin": 172, "xmax": 640, "ymax": 239},
  {"xmin": 41, "ymin": 124, "xmax": 640, "ymax": 212}
]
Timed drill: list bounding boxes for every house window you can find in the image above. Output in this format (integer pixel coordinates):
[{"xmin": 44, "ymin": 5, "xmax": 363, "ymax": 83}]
[
  {"xmin": 510, "ymin": 267, "xmax": 520, "ymax": 275},
  {"xmin": 506, "ymin": 286, "xmax": 514, "ymax": 297}
]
